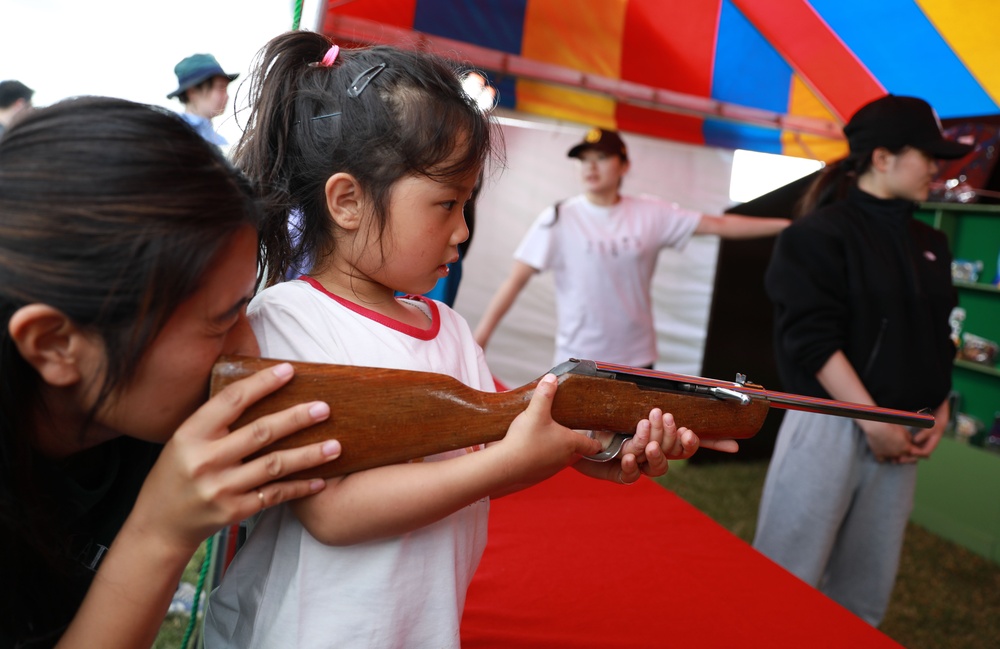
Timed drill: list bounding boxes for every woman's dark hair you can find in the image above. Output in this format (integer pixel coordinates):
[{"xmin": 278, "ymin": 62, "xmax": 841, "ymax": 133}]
[
  {"xmin": 796, "ymin": 144, "xmax": 906, "ymax": 216},
  {"xmin": 234, "ymin": 31, "xmax": 500, "ymax": 286},
  {"xmin": 0, "ymin": 96, "xmax": 260, "ymax": 635}
]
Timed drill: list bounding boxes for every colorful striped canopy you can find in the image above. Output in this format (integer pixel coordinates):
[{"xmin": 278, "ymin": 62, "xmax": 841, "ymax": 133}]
[{"xmin": 320, "ymin": 0, "xmax": 1000, "ymax": 162}]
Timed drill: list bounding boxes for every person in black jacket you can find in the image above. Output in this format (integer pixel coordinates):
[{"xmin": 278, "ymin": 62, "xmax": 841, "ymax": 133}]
[{"xmin": 752, "ymin": 95, "xmax": 970, "ymax": 626}]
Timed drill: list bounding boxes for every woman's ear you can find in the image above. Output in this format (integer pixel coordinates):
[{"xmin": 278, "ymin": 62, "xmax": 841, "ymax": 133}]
[
  {"xmin": 325, "ymin": 172, "xmax": 365, "ymax": 231},
  {"xmin": 8, "ymin": 304, "xmax": 92, "ymax": 387},
  {"xmin": 870, "ymin": 147, "xmax": 894, "ymax": 172}
]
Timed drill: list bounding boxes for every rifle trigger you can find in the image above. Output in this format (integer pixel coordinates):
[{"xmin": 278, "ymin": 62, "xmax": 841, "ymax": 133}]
[
  {"xmin": 582, "ymin": 433, "xmax": 630, "ymax": 462},
  {"xmin": 709, "ymin": 386, "xmax": 752, "ymax": 406}
]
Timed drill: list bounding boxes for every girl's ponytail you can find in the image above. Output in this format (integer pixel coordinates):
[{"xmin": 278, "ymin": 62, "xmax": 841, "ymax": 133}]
[{"xmin": 234, "ymin": 31, "xmax": 334, "ymax": 284}]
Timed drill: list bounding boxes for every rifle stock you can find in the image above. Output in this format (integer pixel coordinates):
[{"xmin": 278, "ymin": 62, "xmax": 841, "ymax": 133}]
[{"xmin": 210, "ymin": 356, "xmax": 769, "ymax": 479}]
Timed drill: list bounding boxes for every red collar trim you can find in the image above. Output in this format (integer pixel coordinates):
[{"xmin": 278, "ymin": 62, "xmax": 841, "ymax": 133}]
[{"xmin": 299, "ymin": 276, "xmax": 441, "ymax": 340}]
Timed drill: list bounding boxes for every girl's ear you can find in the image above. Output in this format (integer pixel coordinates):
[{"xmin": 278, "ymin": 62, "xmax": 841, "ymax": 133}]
[
  {"xmin": 325, "ymin": 172, "xmax": 365, "ymax": 231},
  {"xmin": 8, "ymin": 304, "xmax": 94, "ymax": 387}
]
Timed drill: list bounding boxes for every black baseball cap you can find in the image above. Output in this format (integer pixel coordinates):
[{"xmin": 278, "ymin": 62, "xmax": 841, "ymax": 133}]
[
  {"xmin": 567, "ymin": 127, "xmax": 628, "ymax": 161},
  {"xmin": 844, "ymin": 95, "xmax": 973, "ymax": 160}
]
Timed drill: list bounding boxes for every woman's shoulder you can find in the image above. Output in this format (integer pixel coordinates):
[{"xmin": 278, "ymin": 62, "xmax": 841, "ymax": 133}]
[{"xmin": 789, "ymin": 201, "xmax": 857, "ymax": 233}]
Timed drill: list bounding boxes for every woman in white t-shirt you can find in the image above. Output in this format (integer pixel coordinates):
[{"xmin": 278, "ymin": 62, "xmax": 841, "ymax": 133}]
[{"xmin": 474, "ymin": 127, "xmax": 790, "ymax": 368}]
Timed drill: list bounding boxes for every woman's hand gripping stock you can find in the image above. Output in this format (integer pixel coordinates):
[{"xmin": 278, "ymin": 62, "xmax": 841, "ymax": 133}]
[{"xmin": 127, "ymin": 362, "xmax": 343, "ymax": 560}]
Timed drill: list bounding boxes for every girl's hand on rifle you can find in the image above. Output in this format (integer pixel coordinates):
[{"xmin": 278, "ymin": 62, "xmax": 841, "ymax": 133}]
[
  {"xmin": 618, "ymin": 409, "xmax": 675, "ymax": 482},
  {"xmin": 574, "ymin": 409, "xmax": 684, "ymax": 485},
  {"xmin": 498, "ymin": 373, "xmax": 605, "ymax": 486},
  {"xmin": 622, "ymin": 412, "xmax": 740, "ymax": 472}
]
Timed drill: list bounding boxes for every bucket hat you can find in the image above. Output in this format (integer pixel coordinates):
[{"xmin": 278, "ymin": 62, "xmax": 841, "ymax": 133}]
[{"xmin": 167, "ymin": 54, "xmax": 238, "ymax": 99}]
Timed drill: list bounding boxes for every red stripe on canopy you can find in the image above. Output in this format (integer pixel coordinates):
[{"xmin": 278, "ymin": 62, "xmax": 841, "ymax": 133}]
[
  {"xmin": 321, "ymin": 0, "xmax": 417, "ymax": 33},
  {"xmin": 616, "ymin": 0, "xmax": 723, "ymax": 144},
  {"xmin": 732, "ymin": 0, "xmax": 885, "ymax": 121}
]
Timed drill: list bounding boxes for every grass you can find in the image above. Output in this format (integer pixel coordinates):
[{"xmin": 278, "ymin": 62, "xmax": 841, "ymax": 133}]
[
  {"xmin": 655, "ymin": 460, "xmax": 1000, "ymax": 649},
  {"xmin": 155, "ymin": 461, "xmax": 999, "ymax": 648}
]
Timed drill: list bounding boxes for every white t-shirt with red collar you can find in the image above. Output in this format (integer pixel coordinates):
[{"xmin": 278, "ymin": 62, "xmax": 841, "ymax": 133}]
[{"xmin": 204, "ymin": 277, "xmax": 492, "ymax": 649}]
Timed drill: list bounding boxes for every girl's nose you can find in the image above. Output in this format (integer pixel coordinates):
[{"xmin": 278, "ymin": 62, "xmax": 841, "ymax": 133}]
[{"xmin": 452, "ymin": 215, "xmax": 470, "ymax": 246}]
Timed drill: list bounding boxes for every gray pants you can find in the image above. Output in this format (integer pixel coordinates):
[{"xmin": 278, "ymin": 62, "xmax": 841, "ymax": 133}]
[{"xmin": 752, "ymin": 409, "xmax": 916, "ymax": 626}]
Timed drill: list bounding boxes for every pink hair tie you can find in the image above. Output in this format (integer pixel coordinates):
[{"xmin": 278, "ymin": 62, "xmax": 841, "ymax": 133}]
[{"xmin": 319, "ymin": 44, "xmax": 340, "ymax": 67}]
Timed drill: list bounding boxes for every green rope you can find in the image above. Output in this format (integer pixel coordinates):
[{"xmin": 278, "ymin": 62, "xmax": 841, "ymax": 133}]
[
  {"xmin": 180, "ymin": 534, "xmax": 214, "ymax": 649},
  {"xmin": 292, "ymin": 0, "xmax": 304, "ymax": 30}
]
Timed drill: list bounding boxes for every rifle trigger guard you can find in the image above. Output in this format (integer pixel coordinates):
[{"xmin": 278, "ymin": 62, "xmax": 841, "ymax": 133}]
[{"xmin": 582, "ymin": 432, "xmax": 630, "ymax": 462}]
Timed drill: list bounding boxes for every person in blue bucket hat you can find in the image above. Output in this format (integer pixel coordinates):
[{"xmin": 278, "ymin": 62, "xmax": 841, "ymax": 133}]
[{"xmin": 168, "ymin": 53, "xmax": 238, "ymax": 147}]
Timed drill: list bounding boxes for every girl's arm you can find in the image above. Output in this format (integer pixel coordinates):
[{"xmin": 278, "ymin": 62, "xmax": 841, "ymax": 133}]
[
  {"xmin": 292, "ymin": 374, "xmax": 603, "ymax": 546},
  {"xmin": 694, "ymin": 214, "xmax": 790, "ymax": 239},
  {"xmin": 473, "ymin": 260, "xmax": 537, "ymax": 350},
  {"xmin": 56, "ymin": 363, "xmax": 343, "ymax": 648}
]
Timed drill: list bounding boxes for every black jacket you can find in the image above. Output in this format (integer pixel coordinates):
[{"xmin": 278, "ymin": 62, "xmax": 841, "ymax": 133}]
[
  {"xmin": 765, "ymin": 186, "xmax": 957, "ymax": 413},
  {"xmin": 1, "ymin": 437, "xmax": 159, "ymax": 648}
]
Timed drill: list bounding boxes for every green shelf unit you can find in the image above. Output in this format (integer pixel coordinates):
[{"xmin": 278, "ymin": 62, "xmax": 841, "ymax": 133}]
[
  {"xmin": 912, "ymin": 203, "xmax": 1000, "ymax": 564},
  {"xmin": 916, "ymin": 202, "xmax": 1000, "ymax": 431},
  {"xmin": 917, "ymin": 201, "xmax": 1000, "ymax": 288},
  {"xmin": 912, "ymin": 437, "xmax": 1000, "ymax": 563}
]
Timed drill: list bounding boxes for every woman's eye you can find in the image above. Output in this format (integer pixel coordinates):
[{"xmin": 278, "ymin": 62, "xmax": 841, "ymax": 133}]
[{"xmin": 211, "ymin": 323, "xmax": 236, "ymax": 338}]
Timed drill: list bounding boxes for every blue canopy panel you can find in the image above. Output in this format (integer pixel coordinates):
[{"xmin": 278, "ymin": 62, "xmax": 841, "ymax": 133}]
[
  {"xmin": 705, "ymin": 0, "xmax": 791, "ymax": 153},
  {"xmin": 810, "ymin": 0, "xmax": 998, "ymax": 119},
  {"xmin": 412, "ymin": 0, "xmax": 526, "ymax": 110}
]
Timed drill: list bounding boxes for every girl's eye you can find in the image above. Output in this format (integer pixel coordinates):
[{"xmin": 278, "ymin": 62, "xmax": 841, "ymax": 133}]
[{"xmin": 441, "ymin": 201, "xmax": 457, "ymax": 211}]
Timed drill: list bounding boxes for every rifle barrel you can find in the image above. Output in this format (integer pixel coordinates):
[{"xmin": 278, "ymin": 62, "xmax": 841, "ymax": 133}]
[{"xmin": 588, "ymin": 360, "xmax": 935, "ymax": 429}]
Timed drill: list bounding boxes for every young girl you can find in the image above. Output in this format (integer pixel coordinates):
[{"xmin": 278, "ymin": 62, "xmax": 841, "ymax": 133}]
[
  {"xmin": 0, "ymin": 97, "xmax": 344, "ymax": 648},
  {"xmin": 204, "ymin": 33, "xmax": 719, "ymax": 648},
  {"xmin": 753, "ymin": 95, "xmax": 964, "ymax": 625}
]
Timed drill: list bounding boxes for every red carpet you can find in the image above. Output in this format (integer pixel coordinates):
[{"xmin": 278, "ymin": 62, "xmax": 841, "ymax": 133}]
[{"xmin": 461, "ymin": 469, "xmax": 902, "ymax": 648}]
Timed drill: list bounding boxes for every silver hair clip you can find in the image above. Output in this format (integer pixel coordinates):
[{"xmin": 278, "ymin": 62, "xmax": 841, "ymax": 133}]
[
  {"xmin": 347, "ymin": 63, "xmax": 386, "ymax": 98},
  {"xmin": 311, "ymin": 111, "xmax": 343, "ymax": 121}
]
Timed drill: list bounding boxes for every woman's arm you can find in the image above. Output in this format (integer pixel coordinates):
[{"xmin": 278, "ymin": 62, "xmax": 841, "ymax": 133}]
[
  {"xmin": 473, "ymin": 260, "xmax": 537, "ymax": 349},
  {"xmin": 815, "ymin": 350, "xmax": 915, "ymax": 462},
  {"xmin": 56, "ymin": 363, "xmax": 343, "ymax": 648},
  {"xmin": 909, "ymin": 397, "xmax": 949, "ymax": 460},
  {"xmin": 694, "ymin": 214, "xmax": 790, "ymax": 239}
]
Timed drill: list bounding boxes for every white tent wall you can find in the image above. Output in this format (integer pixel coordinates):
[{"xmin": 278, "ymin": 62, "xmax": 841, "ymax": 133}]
[{"xmin": 453, "ymin": 115, "xmax": 736, "ymax": 387}]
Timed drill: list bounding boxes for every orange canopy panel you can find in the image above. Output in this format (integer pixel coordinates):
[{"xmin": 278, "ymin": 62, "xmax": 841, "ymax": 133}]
[{"xmin": 319, "ymin": 0, "xmax": 1000, "ymax": 162}]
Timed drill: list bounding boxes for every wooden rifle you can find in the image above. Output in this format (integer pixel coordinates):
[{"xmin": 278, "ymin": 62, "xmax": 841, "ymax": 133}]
[{"xmin": 210, "ymin": 356, "xmax": 935, "ymax": 479}]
